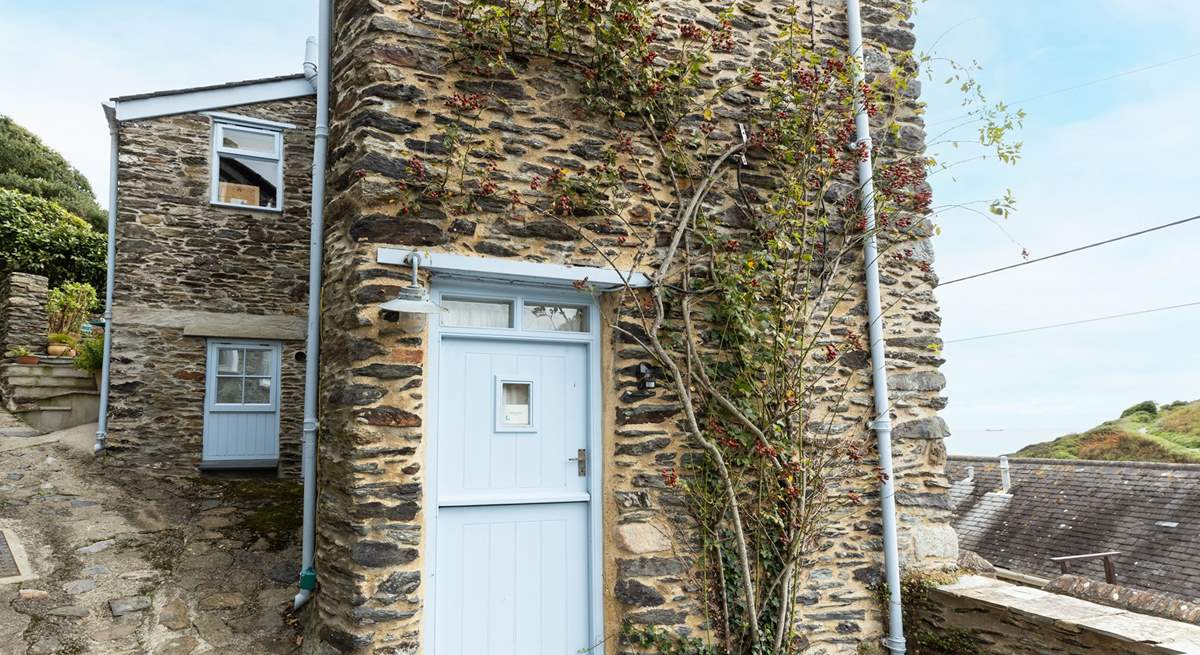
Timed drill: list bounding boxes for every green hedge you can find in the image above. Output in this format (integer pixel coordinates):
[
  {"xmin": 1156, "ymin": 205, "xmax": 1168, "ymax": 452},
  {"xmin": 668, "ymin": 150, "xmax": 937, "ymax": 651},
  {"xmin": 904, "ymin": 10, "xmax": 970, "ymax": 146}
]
[{"xmin": 0, "ymin": 188, "xmax": 106, "ymax": 288}]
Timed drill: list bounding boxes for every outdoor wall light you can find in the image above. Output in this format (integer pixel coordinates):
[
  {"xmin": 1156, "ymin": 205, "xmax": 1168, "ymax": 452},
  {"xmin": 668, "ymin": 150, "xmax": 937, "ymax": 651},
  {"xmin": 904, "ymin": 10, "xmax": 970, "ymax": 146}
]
[{"xmin": 379, "ymin": 253, "xmax": 444, "ymax": 315}]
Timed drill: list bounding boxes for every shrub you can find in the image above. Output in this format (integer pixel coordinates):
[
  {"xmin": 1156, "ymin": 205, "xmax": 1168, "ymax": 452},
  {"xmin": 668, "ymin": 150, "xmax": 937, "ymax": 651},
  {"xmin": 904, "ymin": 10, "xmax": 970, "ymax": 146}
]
[
  {"xmin": 72, "ymin": 334, "xmax": 104, "ymax": 373},
  {"xmin": 1120, "ymin": 400, "xmax": 1158, "ymax": 418},
  {"xmin": 47, "ymin": 281, "xmax": 98, "ymax": 336},
  {"xmin": 878, "ymin": 570, "xmax": 980, "ymax": 655},
  {"xmin": 0, "ymin": 115, "xmax": 106, "ymax": 229},
  {"xmin": 0, "ymin": 188, "xmax": 105, "ymax": 288},
  {"xmin": 48, "ymin": 331, "xmax": 78, "ymax": 345}
]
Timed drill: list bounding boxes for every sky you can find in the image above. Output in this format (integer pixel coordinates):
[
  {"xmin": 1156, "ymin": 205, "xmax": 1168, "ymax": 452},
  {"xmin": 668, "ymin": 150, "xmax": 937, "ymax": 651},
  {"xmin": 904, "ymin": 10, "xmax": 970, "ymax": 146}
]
[
  {"xmin": 914, "ymin": 1, "xmax": 1200, "ymax": 455},
  {"xmin": 1, "ymin": 2, "xmax": 1197, "ymax": 456}
]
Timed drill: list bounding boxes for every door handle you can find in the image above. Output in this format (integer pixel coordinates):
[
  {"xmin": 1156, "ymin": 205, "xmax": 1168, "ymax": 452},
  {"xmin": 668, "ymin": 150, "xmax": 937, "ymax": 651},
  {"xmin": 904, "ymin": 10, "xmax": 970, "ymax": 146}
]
[{"xmin": 567, "ymin": 449, "xmax": 586, "ymax": 477}]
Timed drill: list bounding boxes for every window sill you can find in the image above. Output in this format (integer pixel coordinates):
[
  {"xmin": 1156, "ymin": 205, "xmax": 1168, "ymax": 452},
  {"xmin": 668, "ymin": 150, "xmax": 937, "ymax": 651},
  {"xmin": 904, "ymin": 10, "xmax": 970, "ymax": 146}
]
[{"xmin": 210, "ymin": 201, "xmax": 283, "ymax": 214}]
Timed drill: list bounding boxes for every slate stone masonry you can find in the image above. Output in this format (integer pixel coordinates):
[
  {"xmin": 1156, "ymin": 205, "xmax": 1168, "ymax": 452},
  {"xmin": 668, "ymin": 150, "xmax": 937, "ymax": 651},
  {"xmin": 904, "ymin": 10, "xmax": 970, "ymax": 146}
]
[
  {"xmin": 309, "ymin": 0, "xmax": 956, "ymax": 652},
  {"xmin": 0, "ymin": 272, "xmax": 49, "ymax": 354},
  {"xmin": 107, "ymin": 97, "xmax": 315, "ymax": 476}
]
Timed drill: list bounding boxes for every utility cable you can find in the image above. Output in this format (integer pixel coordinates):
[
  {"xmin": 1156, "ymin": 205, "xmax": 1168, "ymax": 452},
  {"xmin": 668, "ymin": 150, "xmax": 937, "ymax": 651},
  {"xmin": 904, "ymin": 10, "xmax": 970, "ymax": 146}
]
[
  {"xmin": 939, "ymin": 213, "xmax": 1200, "ymax": 287},
  {"xmin": 945, "ymin": 300, "xmax": 1200, "ymax": 344},
  {"xmin": 929, "ymin": 50, "xmax": 1200, "ymax": 127}
]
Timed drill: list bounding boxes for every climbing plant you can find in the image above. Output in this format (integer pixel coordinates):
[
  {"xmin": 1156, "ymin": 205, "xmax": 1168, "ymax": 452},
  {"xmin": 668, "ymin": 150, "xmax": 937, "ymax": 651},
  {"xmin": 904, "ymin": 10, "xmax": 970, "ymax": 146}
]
[{"xmin": 373, "ymin": 0, "xmax": 1021, "ymax": 651}]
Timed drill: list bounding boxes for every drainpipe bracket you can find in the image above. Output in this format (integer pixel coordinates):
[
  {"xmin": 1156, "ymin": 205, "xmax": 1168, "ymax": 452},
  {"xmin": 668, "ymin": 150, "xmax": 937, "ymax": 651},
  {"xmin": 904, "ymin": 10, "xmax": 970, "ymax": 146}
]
[
  {"xmin": 299, "ymin": 568, "xmax": 317, "ymax": 590},
  {"xmin": 883, "ymin": 635, "xmax": 907, "ymax": 652},
  {"xmin": 871, "ymin": 418, "xmax": 892, "ymax": 431}
]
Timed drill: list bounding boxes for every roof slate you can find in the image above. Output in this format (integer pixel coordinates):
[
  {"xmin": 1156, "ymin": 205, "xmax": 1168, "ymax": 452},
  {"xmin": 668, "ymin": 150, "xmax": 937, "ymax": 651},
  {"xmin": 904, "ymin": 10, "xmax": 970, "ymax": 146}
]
[{"xmin": 947, "ymin": 455, "xmax": 1200, "ymax": 600}]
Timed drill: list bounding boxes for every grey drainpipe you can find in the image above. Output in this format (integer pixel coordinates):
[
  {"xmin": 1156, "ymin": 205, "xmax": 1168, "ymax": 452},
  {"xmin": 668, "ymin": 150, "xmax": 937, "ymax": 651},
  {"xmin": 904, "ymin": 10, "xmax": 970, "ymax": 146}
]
[
  {"xmin": 295, "ymin": 0, "xmax": 331, "ymax": 610},
  {"xmin": 846, "ymin": 0, "xmax": 906, "ymax": 652},
  {"xmin": 95, "ymin": 104, "xmax": 119, "ymax": 454}
]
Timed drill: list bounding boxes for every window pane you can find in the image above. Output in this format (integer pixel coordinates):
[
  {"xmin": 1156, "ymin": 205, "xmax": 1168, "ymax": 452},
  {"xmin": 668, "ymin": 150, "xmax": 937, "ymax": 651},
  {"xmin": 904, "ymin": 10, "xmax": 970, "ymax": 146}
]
[
  {"xmin": 216, "ymin": 377, "xmax": 243, "ymax": 404},
  {"xmin": 243, "ymin": 377, "xmax": 272, "ymax": 404},
  {"xmin": 217, "ymin": 348, "xmax": 242, "ymax": 374},
  {"xmin": 244, "ymin": 349, "xmax": 271, "ymax": 376},
  {"xmin": 221, "ymin": 126, "xmax": 276, "ymax": 155},
  {"xmin": 442, "ymin": 297, "xmax": 512, "ymax": 328},
  {"xmin": 217, "ymin": 153, "xmax": 279, "ymax": 208},
  {"xmin": 523, "ymin": 303, "xmax": 588, "ymax": 332},
  {"xmin": 502, "ymin": 382, "xmax": 531, "ymax": 426}
]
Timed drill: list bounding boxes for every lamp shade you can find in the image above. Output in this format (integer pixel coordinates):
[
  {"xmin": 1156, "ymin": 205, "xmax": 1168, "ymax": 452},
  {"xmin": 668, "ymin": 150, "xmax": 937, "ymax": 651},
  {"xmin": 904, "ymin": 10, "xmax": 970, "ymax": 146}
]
[{"xmin": 380, "ymin": 284, "xmax": 444, "ymax": 315}]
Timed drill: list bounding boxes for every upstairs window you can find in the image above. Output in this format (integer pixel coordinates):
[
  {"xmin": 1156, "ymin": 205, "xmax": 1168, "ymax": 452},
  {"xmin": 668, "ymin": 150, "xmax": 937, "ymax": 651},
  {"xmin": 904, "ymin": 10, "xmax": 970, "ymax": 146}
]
[{"xmin": 211, "ymin": 122, "xmax": 283, "ymax": 210}]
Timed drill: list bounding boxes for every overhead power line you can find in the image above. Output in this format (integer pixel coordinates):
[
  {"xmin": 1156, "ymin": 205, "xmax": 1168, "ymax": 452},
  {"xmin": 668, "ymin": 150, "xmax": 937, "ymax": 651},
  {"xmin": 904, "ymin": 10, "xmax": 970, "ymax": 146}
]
[
  {"xmin": 945, "ymin": 300, "xmax": 1200, "ymax": 345},
  {"xmin": 929, "ymin": 50, "xmax": 1200, "ymax": 127},
  {"xmin": 939, "ymin": 213, "xmax": 1200, "ymax": 287}
]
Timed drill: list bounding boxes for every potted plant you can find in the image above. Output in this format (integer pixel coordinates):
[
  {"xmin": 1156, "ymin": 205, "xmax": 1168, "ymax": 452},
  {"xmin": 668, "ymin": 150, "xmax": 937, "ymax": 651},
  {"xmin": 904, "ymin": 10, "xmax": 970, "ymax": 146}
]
[
  {"xmin": 6, "ymin": 346, "xmax": 39, "ymax": 365},
  {"xmin": 47, "ymin": 332, "xmax": 78, "ymax": 357},
  {"xmin": 73, "ymin": 334, "xmax": 104, "ymax": 386},
  {"xmin": 47, "ymin": 282, "xmax": 97, "ymax": 355}
]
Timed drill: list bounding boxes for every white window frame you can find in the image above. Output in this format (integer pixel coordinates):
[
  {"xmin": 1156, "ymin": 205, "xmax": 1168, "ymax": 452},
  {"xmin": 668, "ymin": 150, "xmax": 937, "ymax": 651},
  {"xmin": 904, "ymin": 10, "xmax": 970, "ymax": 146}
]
[
  {"xmin": 494, "ymin": 376, "xmax": 537, "ymax": 432},
  {"xmin": 209, "ymin": 119, "xmax": 284, "ymax": 212}
]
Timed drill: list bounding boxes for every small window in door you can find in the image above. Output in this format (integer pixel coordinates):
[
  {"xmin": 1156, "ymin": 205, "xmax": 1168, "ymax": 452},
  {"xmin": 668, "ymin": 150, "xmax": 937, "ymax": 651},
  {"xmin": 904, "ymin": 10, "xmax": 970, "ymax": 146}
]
[
  {"xmin": 213, "ymin": 345, "xmax": 275, "ymax": 406},
  {"xmin": 495, "ymin": 378, "xmax": 535, "ymax": 431}
]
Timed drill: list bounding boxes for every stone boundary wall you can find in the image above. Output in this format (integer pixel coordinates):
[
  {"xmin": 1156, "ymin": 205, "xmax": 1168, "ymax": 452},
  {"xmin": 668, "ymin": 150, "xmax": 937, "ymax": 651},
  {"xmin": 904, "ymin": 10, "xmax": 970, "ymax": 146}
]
[
  {"xmin": 925, "ymin": 576, "xmax": 1200, "ymax": 655},
  {"xmin": 1043, "ymin": 574, "xmax": 1200, "ymax": 625},
  {"xmin": 0, "ymin": 272, "xmax": 49, "ymax": 354}
]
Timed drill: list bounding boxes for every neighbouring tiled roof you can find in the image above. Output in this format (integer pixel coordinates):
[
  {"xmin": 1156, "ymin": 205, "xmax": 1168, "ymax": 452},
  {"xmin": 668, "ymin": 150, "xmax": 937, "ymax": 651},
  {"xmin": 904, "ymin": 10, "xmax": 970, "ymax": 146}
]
[
  {"xmin": 947, "ymin": 455, "xmax": 1200, "ymax": 600},
  {"xmin": 110, "ymin": 74, "xmax": 307, "ymax": 102}
]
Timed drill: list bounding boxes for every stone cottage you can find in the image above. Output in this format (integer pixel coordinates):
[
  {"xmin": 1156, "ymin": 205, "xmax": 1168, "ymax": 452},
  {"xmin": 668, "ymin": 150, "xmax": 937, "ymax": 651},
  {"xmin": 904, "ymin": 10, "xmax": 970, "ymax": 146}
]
[
  {"xmin": 98, "ymin": 0, "xmax": 956, "ymax": 652},
  {"xmin": 103, "ymin": 76, "xmax": 317, "ymax": 474}
]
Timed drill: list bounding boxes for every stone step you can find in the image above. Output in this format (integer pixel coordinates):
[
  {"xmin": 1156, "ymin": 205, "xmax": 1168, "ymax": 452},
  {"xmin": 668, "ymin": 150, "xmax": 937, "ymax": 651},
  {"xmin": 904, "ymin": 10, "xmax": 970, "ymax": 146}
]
[
  {"xmin": 10, "ymin": 387, "xmax": 100, "ymax": 403},
  {"xmin": 0, "ymin": 408, "xmax": 41, "ymax": 437},
  {"xmin": 2, "ymin": 362, "xmax": 92, "ymax": 378},
  {"xmin": 11, "ymin": 390, "xmax": 99, "ymax": 432},
  {"xmin": 5, "ymin": 376, "xmax": 95, "ymax": 389}
]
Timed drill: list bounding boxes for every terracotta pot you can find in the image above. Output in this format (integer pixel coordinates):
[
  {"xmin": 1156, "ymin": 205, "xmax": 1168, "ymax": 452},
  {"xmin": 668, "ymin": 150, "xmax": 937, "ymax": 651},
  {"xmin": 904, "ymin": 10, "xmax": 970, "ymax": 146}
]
[
  {"xmin": 16, "ymin": 355, "xmax": 39, "ymax": 365},
  {"xmin": 47, "ymin": 344, "xmax": 70, "ymax": 357}
]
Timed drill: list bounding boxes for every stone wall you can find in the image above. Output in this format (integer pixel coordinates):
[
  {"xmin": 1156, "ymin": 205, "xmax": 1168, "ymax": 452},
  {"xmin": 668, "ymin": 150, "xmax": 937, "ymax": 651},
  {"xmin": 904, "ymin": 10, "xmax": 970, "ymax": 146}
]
[
  {"xmin": 107, "ymin": 97, "xmax": 315, "ymax": 476},
  {"xmin": 925, "ymin": 576, "xmax": 1200, "ymax": 655},
  {"xmin": 1043, "ymin": 574, "xmax": 1200, "ymax": 625},
  {"xmin": 309, "ymin": 0, "xmax": 953, "ymax": 652},
  {"xmin": 0, "ymin": 272, "xmax": 49, "ymax": 354}
]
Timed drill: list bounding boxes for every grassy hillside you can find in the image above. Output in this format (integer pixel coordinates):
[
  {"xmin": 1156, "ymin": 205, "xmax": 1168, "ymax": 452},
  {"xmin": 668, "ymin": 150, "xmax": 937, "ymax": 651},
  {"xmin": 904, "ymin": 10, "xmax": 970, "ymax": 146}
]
[{"xmin": 1014, "ymin": 400, "xmax": 1200, "ymax": 463}]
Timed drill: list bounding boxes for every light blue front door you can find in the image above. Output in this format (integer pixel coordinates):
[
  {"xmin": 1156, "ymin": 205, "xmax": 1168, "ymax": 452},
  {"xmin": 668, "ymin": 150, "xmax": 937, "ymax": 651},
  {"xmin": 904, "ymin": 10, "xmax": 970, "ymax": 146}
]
[
  {"xmin": 201, "ymin": 339, "xmax": 281, "ymax": 467},
  {"xmin": 433, "ymin": 336, "xmax": 591, "ymax": 654}
]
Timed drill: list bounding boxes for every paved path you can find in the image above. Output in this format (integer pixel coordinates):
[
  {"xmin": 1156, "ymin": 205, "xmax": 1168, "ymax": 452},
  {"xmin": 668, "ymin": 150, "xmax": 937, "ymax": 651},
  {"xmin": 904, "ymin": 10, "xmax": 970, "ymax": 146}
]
[{"xmin": 0, "ymin": 424, "xmax": 304, "ymax": 654}]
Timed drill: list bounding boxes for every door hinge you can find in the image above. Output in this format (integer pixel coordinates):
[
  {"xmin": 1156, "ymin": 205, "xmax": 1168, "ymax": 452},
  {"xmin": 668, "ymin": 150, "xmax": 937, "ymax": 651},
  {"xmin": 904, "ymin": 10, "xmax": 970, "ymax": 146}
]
[{"xmin": 568, "ymin": 448, "xmax": 586, "ymax": 476}]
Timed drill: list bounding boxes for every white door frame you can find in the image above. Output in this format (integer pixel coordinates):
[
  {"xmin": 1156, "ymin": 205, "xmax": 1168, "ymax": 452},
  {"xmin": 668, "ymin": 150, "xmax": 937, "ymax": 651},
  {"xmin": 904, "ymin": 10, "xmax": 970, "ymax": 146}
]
[
  {"xmin": 424, "ymin": 279, "xmax": 605, "ymax": 654},
  {"xmin": 201, "ymin": 338, "xmax": 282, "ymax": 467}
]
